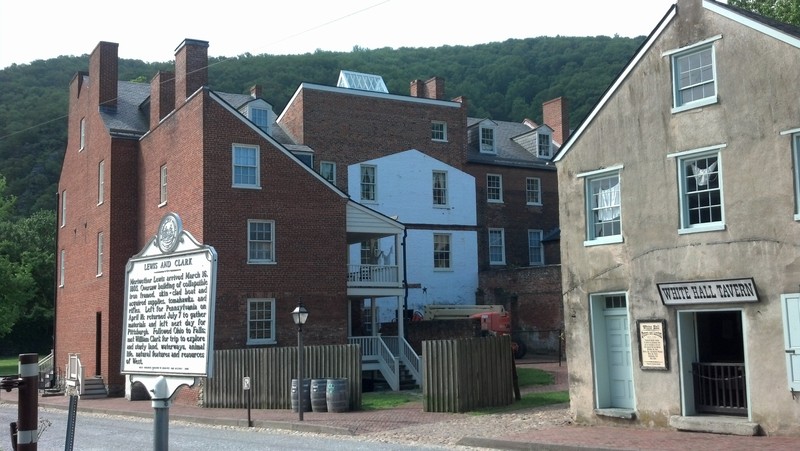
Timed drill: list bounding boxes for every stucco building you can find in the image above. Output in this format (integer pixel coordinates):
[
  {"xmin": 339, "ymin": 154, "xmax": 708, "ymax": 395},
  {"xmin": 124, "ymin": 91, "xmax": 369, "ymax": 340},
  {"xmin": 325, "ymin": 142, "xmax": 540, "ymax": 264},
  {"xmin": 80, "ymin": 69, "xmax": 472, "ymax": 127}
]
[{"xmin": 554, "ymin": 0, "xmax": 800, "ymax": 436}]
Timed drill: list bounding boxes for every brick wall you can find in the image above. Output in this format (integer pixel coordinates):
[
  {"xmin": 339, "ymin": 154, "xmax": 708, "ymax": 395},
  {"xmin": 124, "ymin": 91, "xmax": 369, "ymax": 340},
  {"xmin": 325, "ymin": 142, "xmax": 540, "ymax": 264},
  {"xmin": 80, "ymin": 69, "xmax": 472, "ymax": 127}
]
[{"xmin": 478, "ymin": 265, "xmax": 563, "ymax": 333}]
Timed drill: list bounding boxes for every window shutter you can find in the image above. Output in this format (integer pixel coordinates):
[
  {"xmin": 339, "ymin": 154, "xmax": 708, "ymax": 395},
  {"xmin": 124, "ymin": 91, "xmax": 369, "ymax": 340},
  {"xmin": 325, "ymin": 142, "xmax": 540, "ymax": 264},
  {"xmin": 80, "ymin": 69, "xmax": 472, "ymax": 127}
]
[{"xmin": 781, "ymin": 294, "xmax": 800, "ymax": 391}]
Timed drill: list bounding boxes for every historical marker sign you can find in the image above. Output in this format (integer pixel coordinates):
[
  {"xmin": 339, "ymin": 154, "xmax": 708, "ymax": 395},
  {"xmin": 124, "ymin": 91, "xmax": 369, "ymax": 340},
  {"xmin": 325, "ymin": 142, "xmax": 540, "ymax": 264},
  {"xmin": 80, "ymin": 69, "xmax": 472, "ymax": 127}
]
[{"xmin": 121, "ymin": 213, "xmax": 217, "ymax": 377}]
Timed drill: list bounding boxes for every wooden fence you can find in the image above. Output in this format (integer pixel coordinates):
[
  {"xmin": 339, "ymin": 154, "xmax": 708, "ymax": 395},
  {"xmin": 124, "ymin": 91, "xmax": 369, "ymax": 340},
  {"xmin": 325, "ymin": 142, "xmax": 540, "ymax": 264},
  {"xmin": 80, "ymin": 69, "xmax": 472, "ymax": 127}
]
[
  {"xmin": 422, "ymin": 335, "xmax": 514, "ymax": 412},
  {"xmin": 203, "ymin": 344, "xmax": 362, "ymax": 410}
]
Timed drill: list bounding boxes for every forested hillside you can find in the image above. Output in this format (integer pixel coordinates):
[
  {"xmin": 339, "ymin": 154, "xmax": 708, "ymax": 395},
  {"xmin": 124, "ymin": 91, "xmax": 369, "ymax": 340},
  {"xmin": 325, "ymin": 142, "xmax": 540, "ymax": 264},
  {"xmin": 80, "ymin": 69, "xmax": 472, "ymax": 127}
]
[{"xmin": 0, "ymin": 35, "xmax": 644, "ymax": 218}]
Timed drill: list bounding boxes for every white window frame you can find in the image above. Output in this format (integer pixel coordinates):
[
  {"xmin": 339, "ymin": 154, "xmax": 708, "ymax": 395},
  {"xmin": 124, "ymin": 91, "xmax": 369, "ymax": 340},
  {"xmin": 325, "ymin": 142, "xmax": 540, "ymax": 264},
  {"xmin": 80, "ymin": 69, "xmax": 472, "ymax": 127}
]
[
  {"xmin": 528, "ymin": 229, "xmax": 544, "ymax": 266},
  {"xmin": 361, "ymin": 165, "xmax": 377, "ymax": 202},
  {"xmin": 665, "ymin": 36, "xmax": 721, "ymax": 113},
  {"xmin": 59, "ymin": 249, "xmax": 65, "ymax": 287},
  {"xmin": 488, "ymin": 228, "xmax": 506, "ymax": 265},
  {"xmin": 320, "ymin": 161, "xmax": 336, "ymax": 184},
  {"xmin": 96, "ymin": 232, "xmax": 103, "ymax": 276},
  {"xmin": 79, "ymin": 117, "xmax": 86, "ymax": 151},
  {"xmin": 97, "ymin": 160, "xmax": 105, "ymax": 205},
  {"xmin": 791, "ymin": 133, "xmax": 800, "ymax": 220},
  {"xmin": 433, "ymin": 233, "xmax": 451, "ymax": 270},
  {"xmin": 433, "ymin": 170, "xmax": 448, "ymax": 207},
  {"xmin": 432, "ymin": 121, "xmax": 447, "ymax": 142},
  {"xmin": 232, "ymin": 144, "xmax": 260, "ymax": 189},
  {"xmin": 60, "ymin": 190, "xmax": 66, "ymax": 228},
  {"xmin": 247, "ymin": 298, "xmax": 276, "ymax": 345},
  {"xmin": 579, "ymin": 166, "xmax": 623, "ymax": 246},
  {"xmin": 480, "ymin": 125, "xmax": 496, "ymax": 153},
  {"xmin": 526, "ymin": 177, "xmax": 542, "ymax": 205},
  {"xmin": 160, "ymin": 164, "xmax": 168, "ymax": 206},
  {"xmin": 487, "ymin": 174, "xmax": 503, "ymax": 203},
  {"xmin": 537, "ymin": 132, "xmax": 552, "ymax": 158},
  {"xmin": 668, "ymin": 145, "xmax": 726, "ymax": 234},
  {"xmin": 247, "ymin": 219, "xmax": 275, "ymax": 264}
]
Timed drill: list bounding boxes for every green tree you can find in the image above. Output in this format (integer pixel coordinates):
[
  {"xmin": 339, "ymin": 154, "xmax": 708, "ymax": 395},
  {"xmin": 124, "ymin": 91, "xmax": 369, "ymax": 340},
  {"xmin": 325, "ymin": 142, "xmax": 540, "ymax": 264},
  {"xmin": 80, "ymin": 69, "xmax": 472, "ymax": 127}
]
[
  {"xmin": 0, "ymin": 175, "xmax": 55, "ymax": 349},
  {"xmin": 728, "ymin": 0, "xmax": 800, "ymax": 26}
]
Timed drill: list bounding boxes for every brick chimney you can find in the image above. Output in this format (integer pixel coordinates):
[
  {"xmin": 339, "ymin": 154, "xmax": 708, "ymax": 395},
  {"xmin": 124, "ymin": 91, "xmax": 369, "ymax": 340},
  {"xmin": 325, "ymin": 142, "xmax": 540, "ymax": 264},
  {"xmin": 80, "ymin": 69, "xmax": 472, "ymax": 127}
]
[
  {"xmin": 90, "ymin": 41, "xmax": 118, "ymax": 110},
  {"xmin": 150, "ymin": 71, "xmax": 175, "ymax": 129},
  {"xmin": 174, "ymin": 39, "xmax": 209, "ymax": 103},
  {"xmin": 250, "ymin": 85, "xmax": 262, "ymax": 99},
  {"xmin": 542, "ymin": 97, "xmax": 569, "ymax": 144},
  {"xmin": 409, "ymin": 76, "xmax": 445, "ymax": 100}
]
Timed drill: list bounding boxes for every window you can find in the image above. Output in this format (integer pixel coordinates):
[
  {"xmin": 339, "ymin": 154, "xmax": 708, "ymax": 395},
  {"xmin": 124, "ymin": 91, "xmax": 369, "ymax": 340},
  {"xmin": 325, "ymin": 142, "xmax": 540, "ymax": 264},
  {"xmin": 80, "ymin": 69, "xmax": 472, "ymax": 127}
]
[
  {"xmin": 247, "ymin": 298, "xmax": 276, "ymax": 345},
  {"xmin": 232, "ymin": 144, "xmax": 260, "ymax": 188},
  {"xmin": 584, "ymin": 170, "xmax": 622, "ymax": 244},
  {"xmin": 433, "ymin": 170, "xmax": 448, "ymax": 206},
  {"xmin": 320, "ymin": 161, "xmax": 336, "ymax": 184},
  {"xmin": 97, "ymin": 232, "xmax": 103, "ymax": 276},
  {"xmin": 480, "ymin": 125, "xmax": 495, "ymax": 153},
  {"xmin": 526, "ymin": 177, "xmax": 542, "ymax": 205},
  {"xmin": 60, "ymin": 190, "xmax": 66, "ymax": 228},
  {"xmin": 538, "ymin": 133, "xmax": 552, "ymax": 158},
  {"xmin": 248, "ymin": 220, "xmax": 275, "ymax": 264},
  {"xmin": 487, "ymin": 174, "xmax": 503, "ymax": 203},
  {"xmin": 97, "ymin": 160, "xmax": 105, "ymax": 205},
  {"xmin": 433, "ymin": 234, "xmax": 451, "ymax": 269},
  {"xmin": 431, "ymin": 121, "xmax": 447, "ymax": 141},
  {"xmin": 79, "ymin": 118, "xmax": 86, "ymax": 151},
  {"xmin": 792, "ymin": 134, "xmax": 800, "ymax": 219},
  {"xmin": 294, "ymin": 152, "xmax": 313, "ymax": 168},
  {"xmin": 667, "ymin": 37, "xmax": 720, "ymax": 112},
  {"xmin": 360, "ymin": 239, "xmax": 379, "ymax": 265},
  {"xmin": 250, "ymin": 108, "xmax": 269, "ymax": 132},
  {"xmin": 674, "ymin": 148, "xmax": 724, "ymax": 233},
  {"xmin": 59, "ymin": 249, "xmax": 65, "ymax": 287},
  {"xmin": 160, "ymin": 165, "xmax": 167, "ymax": 205},
  {"xmin": 488, "ymin": 228, "xmax": 505, "ymax": 265},
  {"xmin": 528, "ymin": 229, "xmax": 544, "ymax": 266},
  {"xmin": 361, "ymin": 165, "xmax": 376, "ymax": 201}
]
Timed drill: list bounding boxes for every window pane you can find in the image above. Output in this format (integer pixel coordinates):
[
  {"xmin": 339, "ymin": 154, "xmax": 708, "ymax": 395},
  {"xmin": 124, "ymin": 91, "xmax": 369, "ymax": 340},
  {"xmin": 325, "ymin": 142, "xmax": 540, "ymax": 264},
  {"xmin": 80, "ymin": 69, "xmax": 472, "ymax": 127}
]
[
  {"xmin": 248, "ymin": 221, "xmax": 274, "ymax": 262},
  {"xmin": 683, "ymin": 155, "xmax": 721, "ymax": 226},
  {"xmin": 589, "ymin": 174, "xmax": 621, "ymax": 239},
  {"xmin": 433, "ymin": 171, "xmax": 447, "ymax": 205},
  {"xmin": 434, "ymin": 234, "xmax": 450, "ymax": 269}
]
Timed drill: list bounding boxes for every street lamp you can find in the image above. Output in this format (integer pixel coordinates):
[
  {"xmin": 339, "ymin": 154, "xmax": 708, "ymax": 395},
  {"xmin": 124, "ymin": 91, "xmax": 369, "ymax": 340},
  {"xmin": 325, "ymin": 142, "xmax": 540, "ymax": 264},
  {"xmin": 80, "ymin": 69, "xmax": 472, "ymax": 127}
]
[{"xmin": 292, "ymin": 303, "xmax": 309, "ymax": 421}]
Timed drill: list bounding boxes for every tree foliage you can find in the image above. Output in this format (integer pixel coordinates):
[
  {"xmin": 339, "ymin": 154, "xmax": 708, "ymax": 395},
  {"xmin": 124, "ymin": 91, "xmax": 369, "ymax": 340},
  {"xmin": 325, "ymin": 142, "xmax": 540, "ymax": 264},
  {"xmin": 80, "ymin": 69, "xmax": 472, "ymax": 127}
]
[{"xmin": 728, "ymin": 0, "xmax": 800, "ymax": 26}]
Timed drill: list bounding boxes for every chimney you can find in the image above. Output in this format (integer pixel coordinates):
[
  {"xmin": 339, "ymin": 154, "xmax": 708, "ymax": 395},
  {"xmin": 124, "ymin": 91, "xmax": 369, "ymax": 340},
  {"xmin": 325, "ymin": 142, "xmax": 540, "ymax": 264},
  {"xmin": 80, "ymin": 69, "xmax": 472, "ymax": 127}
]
[
  {"xmin": 250, "ymin": 85, "xmax": 262, "ymax": 99},
  {"xmin": 174, "ymin": 39, "xmax": 209, "ymax": 103},
  {"xmin": 150, "ymin": 71, "xmax": 175, "ymax": 129},
  {"xmin": 543, "ymin": 97, "xmax": 569, "ymax": 144},
  {"xmin": 424, "ymin": 76, "xmax": 445, "ymax": 100},
  {"xmin": 90, "ymin": 41, "xmax": 118, "ymax": 110},
  {"xmin": 409, "ymin": 77, "xmax": 445, "ymax": 99}
]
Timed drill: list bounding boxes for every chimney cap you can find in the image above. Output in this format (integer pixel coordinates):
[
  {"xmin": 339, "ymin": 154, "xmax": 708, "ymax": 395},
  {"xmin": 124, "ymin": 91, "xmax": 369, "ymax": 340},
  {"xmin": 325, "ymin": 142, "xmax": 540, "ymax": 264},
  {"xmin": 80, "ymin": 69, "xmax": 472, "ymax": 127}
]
[{"xmin": 174, "ymin": 39, "xmax": 209, "ymax": 54}]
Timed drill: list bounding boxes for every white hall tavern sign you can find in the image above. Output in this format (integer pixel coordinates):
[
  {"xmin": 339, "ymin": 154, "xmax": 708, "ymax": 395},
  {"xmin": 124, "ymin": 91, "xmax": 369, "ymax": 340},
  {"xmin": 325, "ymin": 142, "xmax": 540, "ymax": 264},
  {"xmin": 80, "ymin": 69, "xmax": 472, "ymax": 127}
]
[
  {"xmin": 121, "ymin": 213, "xmax": 218, "ymax": 377},
  {"xmin": 657, "ymin": 278, "xmax": 758, "ymax": 306}
]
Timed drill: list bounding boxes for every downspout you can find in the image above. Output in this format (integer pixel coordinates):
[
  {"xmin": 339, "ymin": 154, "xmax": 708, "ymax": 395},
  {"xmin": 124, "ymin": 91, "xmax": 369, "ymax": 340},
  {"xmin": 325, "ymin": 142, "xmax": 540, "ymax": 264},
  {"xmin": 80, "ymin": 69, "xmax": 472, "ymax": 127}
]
[{"xmin": 402, "ymin": 228, "xmax": 408, "ymax": 340}]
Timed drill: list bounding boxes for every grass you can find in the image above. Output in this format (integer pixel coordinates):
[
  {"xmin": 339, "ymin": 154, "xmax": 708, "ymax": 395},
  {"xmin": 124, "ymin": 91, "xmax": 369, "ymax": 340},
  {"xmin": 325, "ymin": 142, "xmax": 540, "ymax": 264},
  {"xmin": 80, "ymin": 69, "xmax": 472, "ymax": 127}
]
[
  {"xmin": 0, "ymin": 356, "xmax": 18, "ymax": 376},
  {"xmin": 361, "ymin": 367, "xmax": 569, "ymax": 413}
]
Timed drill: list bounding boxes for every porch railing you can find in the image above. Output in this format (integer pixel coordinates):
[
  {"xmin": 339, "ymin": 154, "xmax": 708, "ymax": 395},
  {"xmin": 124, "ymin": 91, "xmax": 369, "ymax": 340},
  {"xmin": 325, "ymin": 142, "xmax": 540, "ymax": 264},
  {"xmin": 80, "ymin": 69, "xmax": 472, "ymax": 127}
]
[
  {"xmin": 66, "ymin": 353, "xmax": 84, "ymax": 393},
  {"xmin": 347, "ymin": 264, "xmax": 400, "ymax": 286},
  {"xmin": 692, "ymin": 362, "xmax": 747, "ymax": 415},
  {"xmin": 349, "ymin": 335, "xmax": 420, "ymax": 391}
]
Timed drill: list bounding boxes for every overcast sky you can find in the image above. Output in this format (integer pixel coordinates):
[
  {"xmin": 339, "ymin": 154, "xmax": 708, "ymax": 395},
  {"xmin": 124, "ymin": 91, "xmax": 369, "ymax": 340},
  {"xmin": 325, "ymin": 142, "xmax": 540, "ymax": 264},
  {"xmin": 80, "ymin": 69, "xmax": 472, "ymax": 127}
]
[{"xmin": 0, "ymin": 0, "xmax": 680, "ymax": 69}]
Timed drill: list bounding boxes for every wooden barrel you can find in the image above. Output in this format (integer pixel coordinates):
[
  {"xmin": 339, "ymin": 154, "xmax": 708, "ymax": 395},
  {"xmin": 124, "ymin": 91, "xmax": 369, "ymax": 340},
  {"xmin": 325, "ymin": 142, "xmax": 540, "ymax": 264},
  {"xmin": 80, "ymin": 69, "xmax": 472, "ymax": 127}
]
[
  {"xmin": 326, "ymin": 378, "xmax": 349, "ymax": 412},
  {"xmin": 291, "ymin": 378, "xmax": 311, "ymax": 412},
  {"xmin": 310, "ymin": 379, "xmax": 328, "ymax": 412}
]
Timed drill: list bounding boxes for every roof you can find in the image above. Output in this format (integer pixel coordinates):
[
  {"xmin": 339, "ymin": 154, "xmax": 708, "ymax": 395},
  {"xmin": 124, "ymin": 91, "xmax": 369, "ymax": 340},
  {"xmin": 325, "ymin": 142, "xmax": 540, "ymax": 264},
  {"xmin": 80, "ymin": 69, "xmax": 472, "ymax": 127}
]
[
  {"xmin": 466, "ymin": 117, "xmax": 556, "ymax": 171},
  {"xmin": 99, "ymin": 80, "xmax": 150, "ymax": 139},
  {"xmin": 554, "ymin": 0, "xmax": 800, "ymax": 163}
]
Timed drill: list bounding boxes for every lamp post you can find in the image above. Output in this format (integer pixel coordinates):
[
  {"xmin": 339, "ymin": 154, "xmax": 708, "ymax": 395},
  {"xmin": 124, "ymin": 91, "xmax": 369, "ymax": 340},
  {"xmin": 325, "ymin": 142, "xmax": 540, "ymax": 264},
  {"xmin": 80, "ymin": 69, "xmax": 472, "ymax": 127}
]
[{"xmin": 291, "ymin": 303, "xmax": 309, "ymax": 421}]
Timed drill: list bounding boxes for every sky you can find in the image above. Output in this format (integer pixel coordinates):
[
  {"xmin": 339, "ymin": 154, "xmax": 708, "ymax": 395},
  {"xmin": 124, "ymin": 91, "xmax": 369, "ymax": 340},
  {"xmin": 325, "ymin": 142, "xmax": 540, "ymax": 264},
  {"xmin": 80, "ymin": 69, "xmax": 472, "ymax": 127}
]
[{"xmin": 0, "ymin": 0, "xmax": 680, "ymax": 70}]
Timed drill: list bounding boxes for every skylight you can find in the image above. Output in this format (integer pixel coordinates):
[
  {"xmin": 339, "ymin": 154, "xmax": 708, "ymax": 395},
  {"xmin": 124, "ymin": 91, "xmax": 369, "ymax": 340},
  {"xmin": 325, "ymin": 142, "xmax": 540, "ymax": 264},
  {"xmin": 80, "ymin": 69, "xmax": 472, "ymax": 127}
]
[{"xmin": 337, "ymin": 70, "xmax": 388, "ymax": 93}]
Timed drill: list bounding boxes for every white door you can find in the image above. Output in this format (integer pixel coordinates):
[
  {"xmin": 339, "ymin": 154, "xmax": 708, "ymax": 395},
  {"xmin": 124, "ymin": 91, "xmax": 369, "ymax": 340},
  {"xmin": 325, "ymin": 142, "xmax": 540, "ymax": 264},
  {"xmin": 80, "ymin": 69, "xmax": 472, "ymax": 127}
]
[{"xmin": 605, "ymin": 308, "xmax": 634, "ymax": 408}]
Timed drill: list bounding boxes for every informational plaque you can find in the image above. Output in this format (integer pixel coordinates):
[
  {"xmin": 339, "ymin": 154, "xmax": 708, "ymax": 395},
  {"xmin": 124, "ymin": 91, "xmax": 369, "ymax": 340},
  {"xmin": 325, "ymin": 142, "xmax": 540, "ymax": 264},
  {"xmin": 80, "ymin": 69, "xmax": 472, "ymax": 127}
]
[
  {"xmin": 637, "ymin": 320, "xmax": 668, "ymax": 370},
  {"xmin": 121, "ymin": 213, "xmax": 217, "ymax": 377}
]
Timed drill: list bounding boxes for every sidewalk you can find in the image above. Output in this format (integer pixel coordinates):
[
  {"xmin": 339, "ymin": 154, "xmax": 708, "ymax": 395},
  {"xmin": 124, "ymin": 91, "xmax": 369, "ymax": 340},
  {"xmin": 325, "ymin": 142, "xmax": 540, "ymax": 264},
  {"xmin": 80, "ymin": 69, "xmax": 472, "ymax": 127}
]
[{"xmin": 3, "ymin": 362, "xmax": 800, "ymax": 450}]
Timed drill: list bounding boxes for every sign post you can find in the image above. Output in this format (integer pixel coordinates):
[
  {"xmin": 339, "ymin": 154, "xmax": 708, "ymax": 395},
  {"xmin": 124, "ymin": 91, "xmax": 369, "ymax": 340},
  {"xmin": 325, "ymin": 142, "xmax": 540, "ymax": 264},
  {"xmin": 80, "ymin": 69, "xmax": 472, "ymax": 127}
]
[{"xmin": 121, "ymin": 213, "xmax": 217, "ymax": 451}]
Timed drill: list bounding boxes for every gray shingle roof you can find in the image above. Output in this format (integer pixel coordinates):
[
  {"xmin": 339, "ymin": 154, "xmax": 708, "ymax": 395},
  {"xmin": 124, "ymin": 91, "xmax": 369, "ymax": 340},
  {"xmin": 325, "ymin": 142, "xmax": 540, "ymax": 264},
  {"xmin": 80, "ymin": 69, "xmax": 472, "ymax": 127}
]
[{"xmin": 466, "ymin": 117, "xmax": 556, "ymax": 170}]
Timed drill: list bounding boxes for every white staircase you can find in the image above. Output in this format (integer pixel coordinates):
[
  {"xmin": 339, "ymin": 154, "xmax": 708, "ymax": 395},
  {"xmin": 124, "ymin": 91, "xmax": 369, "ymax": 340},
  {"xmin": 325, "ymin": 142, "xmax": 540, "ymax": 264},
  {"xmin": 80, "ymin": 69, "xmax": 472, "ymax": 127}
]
[{"xmin": 65, "ymin": 353, "xmax": 107, "ymax": 399}]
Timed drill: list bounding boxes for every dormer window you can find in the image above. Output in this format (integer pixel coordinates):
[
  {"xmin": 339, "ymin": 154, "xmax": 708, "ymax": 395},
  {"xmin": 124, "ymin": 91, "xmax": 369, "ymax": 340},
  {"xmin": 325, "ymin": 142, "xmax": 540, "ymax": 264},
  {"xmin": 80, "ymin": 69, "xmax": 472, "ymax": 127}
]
[
  {"xmin": 250, "ymin": 107, "xmax": 269, "ymax": 133},
  {"xmin": 537, "ymin": 132, "xmax": 552, "ymax": 158},
  {"xmin": 480, "ymin": 125, "xmax": 495, "ymax": 153}
]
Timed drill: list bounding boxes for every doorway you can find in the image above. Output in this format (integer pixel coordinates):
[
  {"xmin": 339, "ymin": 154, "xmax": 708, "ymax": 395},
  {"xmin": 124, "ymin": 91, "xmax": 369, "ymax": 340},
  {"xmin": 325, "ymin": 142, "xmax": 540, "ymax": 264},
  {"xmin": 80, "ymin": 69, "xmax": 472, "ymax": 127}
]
[
  {"xmin": 590, "ymin": 293, "xmax": 635, "ymax": 410},
  {"xmin": 677, "ymin": 309, "xmax": 748, "ymax": 416}
]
